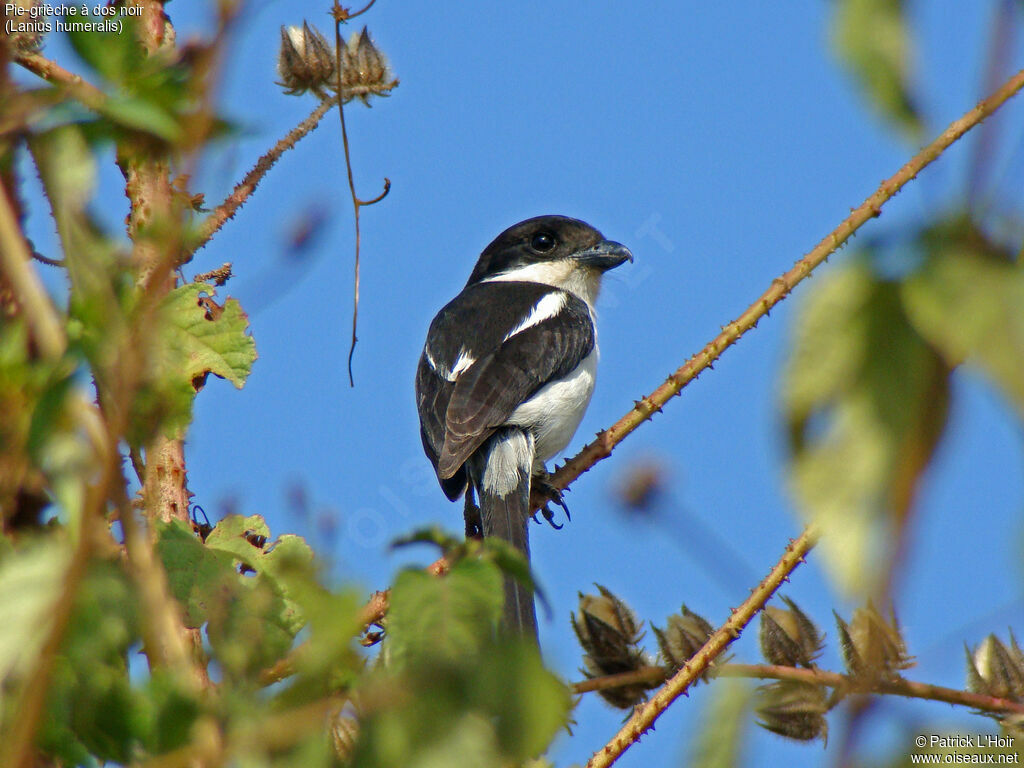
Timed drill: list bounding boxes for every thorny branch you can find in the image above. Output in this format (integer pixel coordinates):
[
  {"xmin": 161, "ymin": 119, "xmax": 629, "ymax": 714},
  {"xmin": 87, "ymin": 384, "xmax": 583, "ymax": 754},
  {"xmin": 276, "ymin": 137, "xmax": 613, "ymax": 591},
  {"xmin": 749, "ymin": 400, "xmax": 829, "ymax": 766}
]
[
  {"xmin": 534, "ymin": 65, "xmax": 1024, "ymax": 512},
  {"xmin": 189, "ymin": 95, "xmax": 340, "ymax": 258},
  {"xmin": 585, "ymin": 527, "xmax": 818, "ymax": 768}
]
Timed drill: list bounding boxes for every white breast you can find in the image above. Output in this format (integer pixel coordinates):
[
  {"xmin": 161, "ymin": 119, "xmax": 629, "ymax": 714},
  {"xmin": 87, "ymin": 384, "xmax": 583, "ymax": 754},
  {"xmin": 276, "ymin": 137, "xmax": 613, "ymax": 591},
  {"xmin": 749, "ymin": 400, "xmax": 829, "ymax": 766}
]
[{"xmin": 506, "ymin": 348, "xmax": 598, "ymax": 464}]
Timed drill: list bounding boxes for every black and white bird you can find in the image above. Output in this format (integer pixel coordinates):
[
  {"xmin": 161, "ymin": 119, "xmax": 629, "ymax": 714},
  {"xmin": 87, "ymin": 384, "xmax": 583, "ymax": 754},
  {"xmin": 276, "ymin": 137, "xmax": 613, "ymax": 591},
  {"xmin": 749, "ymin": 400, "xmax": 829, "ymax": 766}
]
[{"xmin": 415, "ymin": 215, "xmax": 633, "ymax": 639}]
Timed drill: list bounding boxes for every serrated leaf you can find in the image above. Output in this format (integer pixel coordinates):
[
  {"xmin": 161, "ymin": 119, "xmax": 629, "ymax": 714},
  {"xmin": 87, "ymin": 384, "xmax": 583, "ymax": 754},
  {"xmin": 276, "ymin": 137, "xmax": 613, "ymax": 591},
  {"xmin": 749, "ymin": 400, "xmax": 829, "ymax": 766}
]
[
  {"xmin": 902, "ymin": 230, "xmax": 1024, "ymax": 418},
  {"xmin": 156, "ymin": 517, "xmax": 309, "ymax": 679},
  {"xmin": 202, "ymin": 514, "xmax": 312, "ymax": 636},
  {"xmin": 831, "ymin": 0, "xmax": 922, "ymax": 138},
  {"xmin": 782, "ymin": 259, "xmax": 950, "ymax": 596},
  {"xmin": 159, "ymin": 282, "xmax": 257, "ymax": 390},
  {"xmin": 156, "ymin": 519, "xmax": 239, "ymax": 627},
  {"xmin": 387, "ymin": 558, "xmax": 504, "ymax": 669}
]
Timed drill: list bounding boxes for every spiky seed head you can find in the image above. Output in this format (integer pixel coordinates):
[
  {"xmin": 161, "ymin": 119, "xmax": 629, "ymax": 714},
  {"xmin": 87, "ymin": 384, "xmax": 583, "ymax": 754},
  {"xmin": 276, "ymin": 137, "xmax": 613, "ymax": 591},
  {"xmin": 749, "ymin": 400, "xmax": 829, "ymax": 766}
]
[
  {"xmin": 967, "ymin": 634, "xmax": 1024, "ymax": 701},
  {"xmin": 756, "ymin": 681, "xmax": 829, "ymax": 743},
  {"xmin": 571, "ymin": 585, "xmax": 651, "ymax": 709},
  {"xmin": 834, "ymin": 602, "xmax": 913, "ymax": 682},
  {"xmin": 654, "ymin": 606, "xmax": 715, "ymax": 676},
  {"xmin": 277, "ymin": 21, "xmax": 336, "ymax": 97},
  {"xmin": 337, "ymin": 26, "xmax": 397, "ymax": 105},
  {"xmin": 760, "ymin": 597, "xmax": 823, "ymax": 668}
]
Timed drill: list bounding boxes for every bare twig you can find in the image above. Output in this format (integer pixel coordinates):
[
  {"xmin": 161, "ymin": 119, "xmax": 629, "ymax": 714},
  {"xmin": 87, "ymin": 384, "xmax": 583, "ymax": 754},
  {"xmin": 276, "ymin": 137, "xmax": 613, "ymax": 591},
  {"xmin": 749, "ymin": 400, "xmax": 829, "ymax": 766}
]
[
  {"xmin": 584, "ymin": 526, "xmax": 818, "ymax": 768},
  {"xmin": 332, "ymin": 3, "xmax": 391, "ymax": 387},
  {"xmin": 719, "ymin": 664, "xmax": 1024, "ymax": 717},
  {"xmin": 0, "ymin": 184, "xmax": 66, "ymax": 360},
  {"xmin": 189, "ymin": 96, "xmax": 339, "ymax": 257},
  {"xmin": 13, "ymin": 51, "xmax": 106, "ymax": 109},
  {"xmin": 537, "ymin": 66, "xmax": 1024, "ymax": 511},
  {"xmin": 331, "ymin": 0, "xmax": 378, "ymax": 23},
  {"xmin": 571, "ymin": 663, "xmax": 1024, "ymax": 718}
]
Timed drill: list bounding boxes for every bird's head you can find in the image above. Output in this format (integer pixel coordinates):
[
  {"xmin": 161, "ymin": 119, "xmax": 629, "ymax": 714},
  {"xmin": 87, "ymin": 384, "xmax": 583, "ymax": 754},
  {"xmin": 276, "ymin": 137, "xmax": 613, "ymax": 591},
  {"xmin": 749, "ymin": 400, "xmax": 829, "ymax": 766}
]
[{"xmin": 466, "ymin": 215, "xmax": 633, "ymax": 305}]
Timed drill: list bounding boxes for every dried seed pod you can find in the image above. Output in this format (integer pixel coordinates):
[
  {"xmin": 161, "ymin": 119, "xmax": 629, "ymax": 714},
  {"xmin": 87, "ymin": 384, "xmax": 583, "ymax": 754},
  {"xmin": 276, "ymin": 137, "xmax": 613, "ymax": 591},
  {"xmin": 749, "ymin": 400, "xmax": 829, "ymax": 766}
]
[
  {"xmin": 337, "ymin": 27, "xmax": 398, "ymax": 105},
  {"xmin": 572, "ymin": 585, "xmax": 651, "ymax": 709},
  {"xmin": 966, "ymin": 634, "xmax": 1024, "ymax": 701},
  {"xmin": 760, "ymin": 597, "xmax": 822, "ymax": 668},
  {"xmin": 277, "ymin": 21, "xmax": 336, "ymax": 97},
  {"xmin": 756, "ymin": 680, "xmax": 829, "ymax": 743},
  {"xmin": 834, "ymin": 602, "xmax": 913, "ymax": 682},
  {"xmin": 654, "ymin": 606, "xmax": 714, "ymax": 676}
]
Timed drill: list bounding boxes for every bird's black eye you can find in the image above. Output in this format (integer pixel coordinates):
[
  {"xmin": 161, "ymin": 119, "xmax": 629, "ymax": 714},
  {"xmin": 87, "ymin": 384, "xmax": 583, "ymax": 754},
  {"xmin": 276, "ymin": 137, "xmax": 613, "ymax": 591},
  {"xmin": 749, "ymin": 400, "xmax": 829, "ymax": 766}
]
[{"xmin": 530, "ymin": 231, "xmax": 557, "ymax": 253}]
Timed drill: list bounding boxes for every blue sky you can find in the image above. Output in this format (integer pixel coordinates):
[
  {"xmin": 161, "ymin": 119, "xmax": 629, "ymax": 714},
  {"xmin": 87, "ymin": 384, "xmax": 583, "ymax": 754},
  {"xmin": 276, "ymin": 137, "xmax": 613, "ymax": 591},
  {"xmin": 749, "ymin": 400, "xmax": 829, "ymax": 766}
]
[{"xmin": 21, "ymin": 1, "xmax": 1024, "ymax": 765}]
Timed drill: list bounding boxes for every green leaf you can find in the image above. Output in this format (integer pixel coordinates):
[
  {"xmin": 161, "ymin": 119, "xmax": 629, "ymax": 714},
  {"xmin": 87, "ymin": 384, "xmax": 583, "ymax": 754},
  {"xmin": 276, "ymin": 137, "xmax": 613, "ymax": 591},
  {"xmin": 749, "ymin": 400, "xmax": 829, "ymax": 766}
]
[
  {"xmin": 782, "ymin": 260, "xmax": 950, "ymax": 596},
  {"xmin": 831, "ymin": 0, "xmax": 923, "ymax": 138},
  {"xmin": 157, "ymin": 516, "xmax": 311, "ymax": 680},
  {"xmin": 391, "ymin": 525, "xmax": 462, "ymax": 553},
  {"xmin": 143, "ymin": 283, "xmax": 257, "ymax": 439},
  {"xmin": 156, "ymin": 518, "xmax": 239, "ymax": 627},
  {"xmin": 39, "ymin": 556, "xmax": 159, "ymax": 765},
  {"xmin": 63, "ymin": 14, "xmax": 197, "ymax": 144},
  {"xmin": 471, "ymin": 640, "xmax": 572, "ymax": 760},
  {"xmin": 0, "ymin": 536, "xmax": 71, "ymax": 686},
  {"xmin": 28, "ymin": 124, "xmax": 96, "ymax": 212},
  {"xmin": 101, "ymin": 95, "xmax": 183, "ymax": 143},
  {"xmin": 386, "ymin": 558, "xmax": 504, "ymax": 669},
  {"xmin": 352, "ymin": 639, "xmax": 569, "ymax": 768},
  {"xmin": 902, "ymin": 224, "xmax": 1024, "ymax": 418},
  {"xmin": 64, "ymin": 14, "xmax": 146, "ymax": 86},
  {"xmin": 159, "ymin": 283, "xmax": 257, "ymax": 390}
]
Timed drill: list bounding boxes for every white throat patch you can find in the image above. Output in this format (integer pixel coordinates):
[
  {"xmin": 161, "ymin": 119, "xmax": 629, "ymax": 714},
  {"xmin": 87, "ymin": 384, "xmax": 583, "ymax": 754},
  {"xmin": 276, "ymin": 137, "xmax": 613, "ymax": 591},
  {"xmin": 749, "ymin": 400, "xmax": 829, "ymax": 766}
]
[{"xmin": 482, "ymin": 260, "xmax": 602, "ymax": 308}]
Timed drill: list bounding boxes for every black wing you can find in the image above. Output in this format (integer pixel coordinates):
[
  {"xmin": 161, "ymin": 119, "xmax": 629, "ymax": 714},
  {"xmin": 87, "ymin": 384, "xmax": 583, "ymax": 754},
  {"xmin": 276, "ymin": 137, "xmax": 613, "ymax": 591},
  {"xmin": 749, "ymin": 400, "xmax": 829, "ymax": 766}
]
[
  {"xmin": 416, "ymin": 357, "xmax": 465, "ymax": 500},
  {"xmin": 415, "ymin": 281, "xmax": 594, "ymax": 493},
  {"xmin": 436, "ymin": 287, "xmax": 594, "ymax": 479}
]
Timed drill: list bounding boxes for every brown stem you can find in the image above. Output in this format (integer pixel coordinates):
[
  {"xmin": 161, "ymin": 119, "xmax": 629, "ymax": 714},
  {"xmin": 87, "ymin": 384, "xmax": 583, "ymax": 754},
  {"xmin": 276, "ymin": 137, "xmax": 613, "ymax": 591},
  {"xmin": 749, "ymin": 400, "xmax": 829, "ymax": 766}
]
[
  {"xmin": 571, "ymin": 663, "xmax": 1024, "ymax": 718},
  {"xmin": 585, "ymin": 526, "xmax": 818, "ymax": 768},
  {"xmin": 332, "ymin": 9, "xmax": 392, "ymax": 387},
  {"xmin": 188, "ymin": 96, "xmax": 339, "ymax": 258},
  {"xmin": 0, "ymin": 184, "xmax": 65, "ymax": 360},
  {"xmin": 720, "ymin": 664, "xmax": 1024, "ymax": 717},
  {"xmin": 537, "ymin": 66, "xmax": 1024, "ymax": 512},
  {"xmin": 13, "ymin": 51, "xmax": 106, "ymax": 109}
]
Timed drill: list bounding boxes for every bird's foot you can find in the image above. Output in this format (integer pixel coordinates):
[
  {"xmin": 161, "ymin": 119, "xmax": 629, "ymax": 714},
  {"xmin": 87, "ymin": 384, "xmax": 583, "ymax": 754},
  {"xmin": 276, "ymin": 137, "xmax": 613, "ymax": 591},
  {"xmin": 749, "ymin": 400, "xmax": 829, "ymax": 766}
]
[{"xmin": 531, "ymin": 475, "xmax": 571, "ymax": 530}]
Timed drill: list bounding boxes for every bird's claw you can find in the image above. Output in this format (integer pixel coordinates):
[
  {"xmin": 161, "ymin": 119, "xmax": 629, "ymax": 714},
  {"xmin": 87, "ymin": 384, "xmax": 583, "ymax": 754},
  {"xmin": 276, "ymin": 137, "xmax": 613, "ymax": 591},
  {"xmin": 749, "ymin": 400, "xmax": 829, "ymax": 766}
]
[{"xmin": 531, "ymin": 477, "xmax": 571, "ymax": 529}]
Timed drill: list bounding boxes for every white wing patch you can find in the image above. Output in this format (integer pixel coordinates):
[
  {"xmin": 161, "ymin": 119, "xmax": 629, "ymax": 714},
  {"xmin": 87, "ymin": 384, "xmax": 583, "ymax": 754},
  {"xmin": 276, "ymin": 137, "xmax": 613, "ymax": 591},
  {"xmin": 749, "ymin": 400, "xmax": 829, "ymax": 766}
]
[
  {"xmin": 423, "ymin": 346, "xmax": 447, "ymax": 378},
  {"xmin": 503, "ymin": 291, "xmax": 568, "ymax": 342},
  {"xmin": 450, "ymin": 348, "xmax": 476, "ymax": 379},
  {"xmin": 424, "ymin": 345, "xmax": 475, "ymax": 382}
]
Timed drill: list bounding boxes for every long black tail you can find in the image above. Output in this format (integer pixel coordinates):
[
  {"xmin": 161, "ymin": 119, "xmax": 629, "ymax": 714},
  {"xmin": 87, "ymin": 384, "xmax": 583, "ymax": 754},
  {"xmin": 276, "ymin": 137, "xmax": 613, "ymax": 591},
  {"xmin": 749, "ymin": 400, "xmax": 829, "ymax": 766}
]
[{"xmin": 470, "ymin": 428, "xmax": 538, "ymax": 641}]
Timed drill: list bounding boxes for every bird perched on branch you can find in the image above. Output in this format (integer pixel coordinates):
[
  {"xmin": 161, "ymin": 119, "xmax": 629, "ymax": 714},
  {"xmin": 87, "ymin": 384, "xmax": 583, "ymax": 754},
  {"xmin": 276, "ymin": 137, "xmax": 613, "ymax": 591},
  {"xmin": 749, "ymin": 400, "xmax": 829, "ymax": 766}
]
[{"xmin": 415, "ymin": 215, "xmax": 633, "ymax": 640}]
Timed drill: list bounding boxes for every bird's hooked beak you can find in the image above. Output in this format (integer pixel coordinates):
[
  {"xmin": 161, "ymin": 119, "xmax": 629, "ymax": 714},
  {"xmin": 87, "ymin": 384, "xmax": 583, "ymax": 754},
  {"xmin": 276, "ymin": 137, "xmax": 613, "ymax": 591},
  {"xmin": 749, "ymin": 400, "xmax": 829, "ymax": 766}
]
[{"xmin": 573, "ymin": 240, "xmax": 634, "ymax": 272}]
